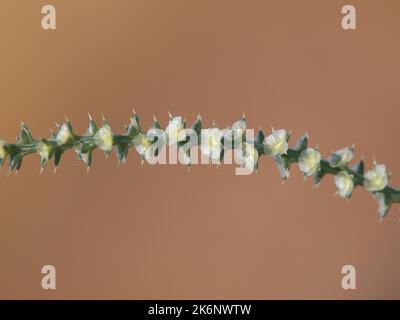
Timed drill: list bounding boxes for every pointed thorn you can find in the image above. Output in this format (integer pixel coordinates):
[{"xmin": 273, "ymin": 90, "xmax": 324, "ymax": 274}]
[
  {"xmin": 132, "ymin": 107, "xmax": 136, "ymax": 115},
  {"xmin": 271, "ymin": 125, "xmax": 275, "ymax": 132},
  {"xmin": 54, "ymin": 167, "xmax": 57, "ymax": 173},
  {"xmin": 168, "ymin": 111, "xmax": 173, "ymax": 119},
  {"xmin": 101, "ymin": 113, "xmax": 106, "ymax": 122},
  {"xmin": 153, "ymin": 114, "xmax": 157, "ymax": 122},
  {"xmin": 88, "ymin": 112, "xmax": 93, "ymax": 121},
  {"xmin": 242, "ymin": 112, "xmax": 245, "ymax": 119},
  {"xmin": 39, "ymin": 167, "xmax": 44, "ymax": 175},
  {"xmin": 87, "ymin": 166, "xmax": 90, "ymax": 173}
]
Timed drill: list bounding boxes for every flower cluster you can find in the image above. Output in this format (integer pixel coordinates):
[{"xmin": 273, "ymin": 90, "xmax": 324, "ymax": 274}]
[{"xmin": 0, "ymin": 112, "xmax": 399, "ymax": 219}]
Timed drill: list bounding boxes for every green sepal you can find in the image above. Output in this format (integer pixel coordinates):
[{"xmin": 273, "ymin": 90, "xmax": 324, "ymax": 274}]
[
  {"xmin": 127, "ymin": 114, "xmax": 141, "ymax": 138},
  {"xmin": 54, "ymin": 149, "xmax": 64, "ymax": 167},
  {"xmin": 351, "ymin": 160, "xmax": 364, "ymax": 175},
  {"xmin": 274, "ymin": 154, "xmax": 291, "ymax": 180},
  {"xmin": 219, "ymin": 145, "xmax": 225, "ymax": 163},
  {"xmin": 40, "ymin": 156, "xmax": 49, "ymax": 168},
  {"xmin": 9, "ymin": 152, "xmax": 23, "ymax": 171},
  {"xmin": 18, "ymin": 123, "xmax": 34, "ymax": 144},
  {"xmin": 86, "ymin": 118, "xmax": 98, "ymax": 136},
  {"xmin": 192, "ymin": 116, "xmax": 202, "ymax": 136},
  {"xmin": 0, "ymin": 156, "xmax": 6, "ymax": 168},
  {"xmin": 254, "ymin": 130, "xmax": 265, "ymax": 155},
  {"xmin": 292, "ymin": 134, "xmax": 308, "ymax": 153},
  {"xmin": 116, "ymin": 142, "xmax": 129, "ymax": 163},
  {"xmin": 314, "ymin": 168, "xmax": 327, "ymax": 186},
  {"xmin": 153, "ymin": 120, "xmax": 161, "ymax": 130}
]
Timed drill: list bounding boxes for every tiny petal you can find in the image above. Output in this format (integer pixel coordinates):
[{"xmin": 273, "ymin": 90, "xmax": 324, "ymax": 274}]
[
  {"xmin": 94, "ymin": 124, "xmax": 114, "ymax": 152},
  {"xmin": 363, "ymin": 164, "xmax": 389, "ymax": 192},
  {"xmin": 334, "ymin": 170, "xmax": 354, "ymax": 198},
  {"xmin": 55, "ymin": 123, "xmax": 74, "ymax": 145},
  {"xmin": 201, "ymin": 128, "xmax": 223, "ymax": 160},
  {"xmin": 263, "ymin": 129, "xmax": 289, "ymax": 156},
  {"xmin": 133, "ymin": 133, "xmax": 154, "ymax": 161},
  {"xmin": 165, "ymin": 116, "xmax": 186, "ymax": 145},
  {"xmin": 36, "ymin": 141, "xmax": 52, "ymax": 161}
]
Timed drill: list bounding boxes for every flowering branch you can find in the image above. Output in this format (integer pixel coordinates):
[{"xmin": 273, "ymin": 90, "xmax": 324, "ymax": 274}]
[{"xmin": 0, "ymin": 112, "xmax": 399, "ymax": 219}]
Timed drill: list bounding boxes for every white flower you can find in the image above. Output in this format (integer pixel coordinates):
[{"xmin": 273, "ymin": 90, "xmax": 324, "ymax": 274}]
[
  {"xmin": 298, "ymin": 148, "xmax": 321, "ymax": 176},
  {"xmin": 363, "ymin": 164, "xmax": 388, "ymax": 192},
  {"xmin": 94, "ymin": 124, "xmax": 113, "ymax": 153},
  {"xmin": 334, "ymin": 171, "xmax": 354, "ymax": 198},
  {"xmin": 178, "ymin": 150, "xmax": 191, "ymax": 166},
  {"xmin": 0, "ymin": 139, "xmax": 7, "ymax": 162},
  {"xmin": 263, "ymin": 129, "xmax": 289, "ymax": 156},
  {"xmin": 133, "ymin": 133, "xmax": 153, "ymax": 160},
  {"xmin": 201, "ymin": 128, "xmax": 223, "ymax": 161},
  {"xmin": 36, "ymin": 141, "xmax": 52, "ymax": 161},
  {"xmin": 241, "ymin": 142, "xmax": 258, "ymax": 171},
  {"xmin": 55, "ymin": 123, "xmax": 74, "ymax": 145},
  {"xmin": 374, "ymin": 192, "xmax": 390, "ymax": 218},
  {"xmin": 329, "ymin": 147, "xmax": 353, "ymax": 168},
  {"xmin": 231, "ymin": 119, "xmax": 246, "ymax": 140},
  {"xmin": 165, "ymin": 116, "xmax": 186, "ymax": 145}
]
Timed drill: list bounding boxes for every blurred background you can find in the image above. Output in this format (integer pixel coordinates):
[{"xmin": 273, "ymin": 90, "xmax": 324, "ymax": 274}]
[{"xmin": 1, "ymin": 0, "xmax": 400, "ymax": 299}]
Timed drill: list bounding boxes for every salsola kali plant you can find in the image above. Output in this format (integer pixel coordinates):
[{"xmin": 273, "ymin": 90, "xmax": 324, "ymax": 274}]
[{"xmin": 0, "ymin": 111, "xmax": 399, "ymax": 219}]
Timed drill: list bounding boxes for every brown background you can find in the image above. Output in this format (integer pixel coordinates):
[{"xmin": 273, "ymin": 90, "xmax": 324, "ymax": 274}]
[{"xmin": 1, "ymin": 0, "xmax": 400, "ymax": 299}]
